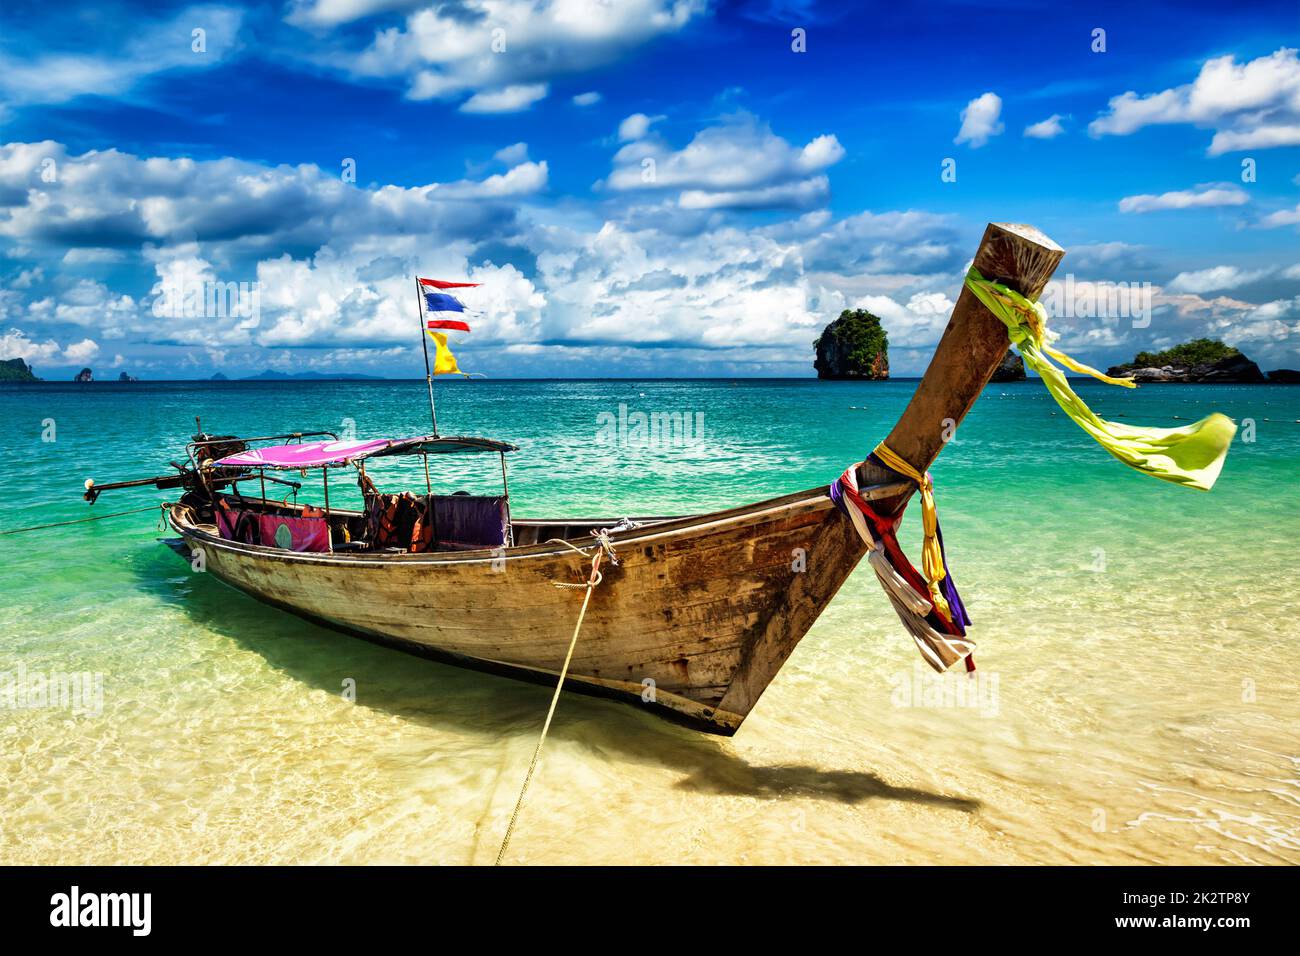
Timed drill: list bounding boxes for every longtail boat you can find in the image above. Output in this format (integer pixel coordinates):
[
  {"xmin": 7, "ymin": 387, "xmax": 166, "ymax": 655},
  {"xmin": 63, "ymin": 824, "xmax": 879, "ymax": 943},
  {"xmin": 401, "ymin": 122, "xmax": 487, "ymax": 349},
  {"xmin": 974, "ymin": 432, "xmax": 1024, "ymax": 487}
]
[{"xmin": 81, "ymin": 223, "xmax": 1235, "ymax": 735}]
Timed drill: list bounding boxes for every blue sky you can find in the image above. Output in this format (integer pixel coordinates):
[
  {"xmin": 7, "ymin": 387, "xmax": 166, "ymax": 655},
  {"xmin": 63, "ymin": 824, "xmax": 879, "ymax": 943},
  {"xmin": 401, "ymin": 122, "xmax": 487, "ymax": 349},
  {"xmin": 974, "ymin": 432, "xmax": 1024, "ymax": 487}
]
[{"xmin": 1, "ymin": 0, "xmax": 1297, "ymax": 378}]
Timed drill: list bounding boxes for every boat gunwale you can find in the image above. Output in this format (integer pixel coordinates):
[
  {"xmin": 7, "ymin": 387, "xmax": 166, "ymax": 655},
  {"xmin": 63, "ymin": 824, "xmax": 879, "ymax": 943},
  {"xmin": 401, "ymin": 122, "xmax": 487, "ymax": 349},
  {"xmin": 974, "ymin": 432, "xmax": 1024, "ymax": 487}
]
[{"xmin": 168, "ymin": 479, "xmax": 911, "ymax": 567}]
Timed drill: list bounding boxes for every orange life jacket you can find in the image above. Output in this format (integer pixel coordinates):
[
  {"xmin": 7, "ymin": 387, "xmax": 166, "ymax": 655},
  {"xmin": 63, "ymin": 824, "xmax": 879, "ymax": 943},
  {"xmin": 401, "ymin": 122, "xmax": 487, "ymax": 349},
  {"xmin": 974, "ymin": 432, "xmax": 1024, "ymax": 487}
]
[{"xmin": 409, "ymin": 497, "xmax": 435, "ymax": 553}]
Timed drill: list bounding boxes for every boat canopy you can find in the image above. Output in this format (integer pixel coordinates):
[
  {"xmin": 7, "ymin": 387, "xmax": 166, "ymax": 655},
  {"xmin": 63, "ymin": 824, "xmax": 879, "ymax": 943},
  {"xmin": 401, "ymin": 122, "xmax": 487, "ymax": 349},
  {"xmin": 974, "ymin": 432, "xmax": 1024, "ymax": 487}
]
[{"xmin": 213, "ymin": 435, "xmax": 517, "ymax": 470}]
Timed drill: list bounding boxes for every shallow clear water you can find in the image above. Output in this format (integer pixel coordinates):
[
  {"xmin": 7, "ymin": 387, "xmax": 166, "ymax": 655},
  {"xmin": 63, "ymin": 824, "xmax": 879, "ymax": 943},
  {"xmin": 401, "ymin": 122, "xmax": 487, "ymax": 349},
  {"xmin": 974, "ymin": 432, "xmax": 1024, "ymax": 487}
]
[{"xmin": 1, "ymin": 378, "xmax": 1296, "ymax": 864}]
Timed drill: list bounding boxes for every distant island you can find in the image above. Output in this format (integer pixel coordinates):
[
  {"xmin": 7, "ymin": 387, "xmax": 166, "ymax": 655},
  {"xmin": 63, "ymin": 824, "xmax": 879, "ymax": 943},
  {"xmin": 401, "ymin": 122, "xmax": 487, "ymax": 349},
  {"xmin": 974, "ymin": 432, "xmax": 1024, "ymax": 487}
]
[
  {"xmin": 0, "ymin": 358, "xmax": 39, "ymax": 382},
  {"xmin": 1106, "ymin": 338, "xmax": 1266, "ymax": 383},
  {"xmin": 813, "ymin": 311, "xmax": 1024, "ymax": 383},
  {"xmin": 814, "ymin": 309, "xmax": 889, "ymax": 380},
  {"xmin": 238, "ymin": 369, "xmax": 386, "ymax": 381},
  {"xmin": 2, "ymin": 363, "xmax": 387, "ymax": 382},
  {"xmin": 990, "ymin": 349, "xmax": 1025, "ymax": 382}
]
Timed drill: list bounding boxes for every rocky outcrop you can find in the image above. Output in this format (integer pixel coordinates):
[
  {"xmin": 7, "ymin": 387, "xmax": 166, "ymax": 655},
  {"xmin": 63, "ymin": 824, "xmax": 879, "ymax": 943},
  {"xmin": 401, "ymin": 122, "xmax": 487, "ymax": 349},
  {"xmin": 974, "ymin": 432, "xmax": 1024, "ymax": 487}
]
[
  {"xmin": 989, "ymin": 349, "xmax": 1025, "ymax": 382},
  {"xmin": 1267, "ymin": 369, "xmax": 1300, "ymax": 384},
  {"xmin": 74, "ymin": 367, "xmax": 93, "ymax": 383},
  {"xmin": 0, "ymin": 357, "xmax": 38, "ymax": 382},
  {"xmin": 814, "ymin": 309, "xmax": 889, "ymax": 380},
  {"xmin": 1106, "ymin": 353, "xmax": 1266, "ymax": 383}
]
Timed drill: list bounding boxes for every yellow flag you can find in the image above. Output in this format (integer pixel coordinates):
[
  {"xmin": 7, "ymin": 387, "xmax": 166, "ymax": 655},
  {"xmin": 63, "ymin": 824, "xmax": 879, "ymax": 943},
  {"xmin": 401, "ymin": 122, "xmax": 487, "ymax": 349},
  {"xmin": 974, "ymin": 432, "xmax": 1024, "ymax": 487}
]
[{"xmin": 426, "ymin": 330, "xmax": 468, "ymax": 377}]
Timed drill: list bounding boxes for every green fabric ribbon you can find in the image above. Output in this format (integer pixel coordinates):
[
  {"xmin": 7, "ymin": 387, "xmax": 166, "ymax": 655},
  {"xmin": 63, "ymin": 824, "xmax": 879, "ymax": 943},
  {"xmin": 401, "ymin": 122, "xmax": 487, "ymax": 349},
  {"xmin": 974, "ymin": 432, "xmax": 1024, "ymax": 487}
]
[{"xmin": 965, "ymin": 267, "xmax": 1236, "ymax": 491}]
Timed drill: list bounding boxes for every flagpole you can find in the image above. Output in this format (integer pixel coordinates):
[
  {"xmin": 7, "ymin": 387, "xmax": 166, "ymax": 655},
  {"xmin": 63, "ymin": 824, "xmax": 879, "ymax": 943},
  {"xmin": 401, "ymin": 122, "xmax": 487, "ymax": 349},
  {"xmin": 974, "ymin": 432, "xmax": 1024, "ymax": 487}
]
[{"xmin": 415, "ymin": 276, "xmax": 438, "ymax": 436}]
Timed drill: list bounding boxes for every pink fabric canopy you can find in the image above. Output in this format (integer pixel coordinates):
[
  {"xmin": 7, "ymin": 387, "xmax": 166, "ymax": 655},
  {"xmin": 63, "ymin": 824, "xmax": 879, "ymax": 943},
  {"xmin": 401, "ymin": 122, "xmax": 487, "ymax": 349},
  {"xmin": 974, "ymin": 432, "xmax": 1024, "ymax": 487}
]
[
  {"xmin": 214, "ymin": 438, "xmax": 405, "ymax": 469},
  {"xmin": 211, "ymin": 434, "xmax": 516, "ymax": 469}
]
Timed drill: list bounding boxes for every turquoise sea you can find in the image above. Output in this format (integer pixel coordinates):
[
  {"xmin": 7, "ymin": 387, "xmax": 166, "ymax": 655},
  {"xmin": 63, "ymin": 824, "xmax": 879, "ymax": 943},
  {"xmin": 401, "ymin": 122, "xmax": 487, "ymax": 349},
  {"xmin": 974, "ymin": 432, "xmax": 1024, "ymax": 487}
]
[{"xmin": 0, "ymin": 378, "xmax": 1297, "ymax": 864}]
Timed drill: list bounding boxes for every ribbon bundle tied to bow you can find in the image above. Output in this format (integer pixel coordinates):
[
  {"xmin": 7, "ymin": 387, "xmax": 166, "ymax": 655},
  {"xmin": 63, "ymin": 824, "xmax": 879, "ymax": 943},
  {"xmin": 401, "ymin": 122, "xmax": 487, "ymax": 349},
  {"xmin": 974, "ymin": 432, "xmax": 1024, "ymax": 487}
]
[{"xmin": 830, "ymin": 463, "xmax": 974, "ymax": 673}]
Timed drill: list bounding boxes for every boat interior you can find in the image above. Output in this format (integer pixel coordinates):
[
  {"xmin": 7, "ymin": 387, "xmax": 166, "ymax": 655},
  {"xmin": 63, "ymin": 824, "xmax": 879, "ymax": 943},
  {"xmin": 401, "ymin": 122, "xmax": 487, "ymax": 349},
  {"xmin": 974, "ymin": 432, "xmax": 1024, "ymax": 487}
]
[{"xmin": 187, "ymin": 488, "xmax": 676, "ymax": 555}]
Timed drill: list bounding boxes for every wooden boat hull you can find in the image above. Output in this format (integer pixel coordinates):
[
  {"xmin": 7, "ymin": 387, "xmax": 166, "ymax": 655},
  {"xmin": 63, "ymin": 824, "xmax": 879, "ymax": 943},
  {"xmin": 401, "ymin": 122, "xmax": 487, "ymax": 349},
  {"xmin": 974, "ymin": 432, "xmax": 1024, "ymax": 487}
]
[{"xmin": 168, "ymin": 484, "xmax": 903, "ymax": 735}]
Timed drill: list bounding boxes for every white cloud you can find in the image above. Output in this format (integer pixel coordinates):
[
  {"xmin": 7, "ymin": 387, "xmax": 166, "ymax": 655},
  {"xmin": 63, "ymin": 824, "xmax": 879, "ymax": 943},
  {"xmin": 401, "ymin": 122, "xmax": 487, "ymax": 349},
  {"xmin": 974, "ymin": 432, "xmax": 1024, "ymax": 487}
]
[
  {"xmin": 0, "ymin": 5, "xmax": 243, "ymax": 111},
  {"xmin": 954, "ymin": 92, "xmax": 1003, "ymax": 148},
  {"xmin": 1259, "ymin": 203, "xmax": 1300, "ymax": 228},
  {"xmin": 492, "ymin": 142, "xmax": 529, "ymax": 166},
  {"xmin": 26, "ymin": 279, "xmax": 136, "ymax": 330},
  {"xmin": 1066, "ymin": 241, "xmax": 1153, "ymax": 274},
  {"xmin": 459, "ymin": 83, "xmax": 548, "ymax": 113},
  {"xmin": 572, "ymin": 91, "xmax": 602, "ymax": 106},
  {"xmin": 438, "ymin": 160, "xmax": 548, "ymax": 197},
  {"xmin": 343, "ymin": 0, "xmax": 704, "ymax": 110},
  {"xmin": 62, "ymin": 248, "xmax": 128, "ymax": 265},
  {"xmin": 524, "ymin": 207, "xmax": 963, "ymax": 369},
  {"xmin": 0, "ymin": 141, "xmax": 545, "ymax": 251},
  {"xmin": 1089, "ymin": 47, "xmax": 1300, "ymax": 155},
  {"xmin": 0, "ymin": 327, "xmax": 99, "ymax": 367},
  {"xmin": 254, "ymin": 251, "xmax": 545, "ymax": 349},
  {"xmin": 618, "ymin": 112, "xmax": 662, "ymax": 142},
  {"xmin": 63, "ymin": 338, "xmax": 101, "ymax": 365},
  {"xmin": 286, "ymin": 0, "xmax": 423, "ymax": 27},
  {"xmin": 1024, "ymin": 114, "xmax": 1065, "ymax": 139},
  {"xmin": 534, "ymin": 221, "xmax": 820, "ymax": 349},
  {"xmin": 606, "ymin": 112, "xmax": 845, "ymax": 211},
  {"xmin": 12, "ymin": 267, "xmax": 42, "ymax": 289},
  {"xmin": 0, "ymin": 139, "xmax": 556, "ymax": 361},
  {"xmin": 679, "ymin": 178, "xmax": 831, "ymax": 210},
  {"xmin": 1118, "ymin": 183, "xmax": 1249, "ymax": 213},
  {"xmin": 793, "ymin": 209, "xmax": 958, "ymax": 275},
  {"xmin": 1209, "ymin": 125, "xmax": 1300, "ymax": 153},
  {"xmin": 1167, "ymin": 265, "xmax": 1271, "ymax": 293},
  {"xmin": 1152, "ymin": 290, "xmax": 1300, "ymax": 361}
]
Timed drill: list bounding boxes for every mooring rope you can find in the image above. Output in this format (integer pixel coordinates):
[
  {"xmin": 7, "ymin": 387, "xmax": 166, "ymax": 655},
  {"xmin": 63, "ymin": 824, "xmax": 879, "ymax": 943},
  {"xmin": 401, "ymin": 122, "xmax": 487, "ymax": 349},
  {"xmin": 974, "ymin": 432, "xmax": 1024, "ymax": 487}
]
[
  {"xmin": 0, "ymin": 504, "xmax": 161, "ymax": 536},
  {"xmin": 495, "ymin": 533, "xmax": 616, "ymax": 865}
]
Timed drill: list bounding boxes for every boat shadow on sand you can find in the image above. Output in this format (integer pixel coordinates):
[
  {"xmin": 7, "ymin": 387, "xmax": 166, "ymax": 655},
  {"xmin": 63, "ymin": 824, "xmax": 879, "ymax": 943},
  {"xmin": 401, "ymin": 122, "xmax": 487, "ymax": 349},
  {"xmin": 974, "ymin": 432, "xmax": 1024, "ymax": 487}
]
[{"xmin": 134, "ymin": 546, "xmax": 979, "ymax": 813}]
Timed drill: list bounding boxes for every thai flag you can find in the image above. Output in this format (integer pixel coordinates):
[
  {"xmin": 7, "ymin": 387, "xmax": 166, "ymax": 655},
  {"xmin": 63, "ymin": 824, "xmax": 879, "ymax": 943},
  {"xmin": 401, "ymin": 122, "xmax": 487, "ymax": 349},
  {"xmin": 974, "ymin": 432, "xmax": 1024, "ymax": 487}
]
[
  {"xmin": 419, "ymin": 278, "xmax": 479, "ymax": 290},
  {"xmin": 419, "ymin": 278, "xmax": 477, "ymax": 332}
]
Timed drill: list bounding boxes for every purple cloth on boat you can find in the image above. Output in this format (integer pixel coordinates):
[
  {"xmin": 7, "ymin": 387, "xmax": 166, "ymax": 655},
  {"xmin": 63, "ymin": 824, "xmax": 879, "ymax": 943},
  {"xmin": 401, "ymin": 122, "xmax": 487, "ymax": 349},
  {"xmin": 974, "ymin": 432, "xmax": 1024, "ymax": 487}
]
[
  {"xmin": 828, "ymin": 479, "xmax": 846, "ymax": 516},
  {"xmin": 430, "ymin": 495, "xmax": 508, "ymax": 549},
  {"xmin": 933, "ymin": 517, "xmax": 971, "ymax": 629}
]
